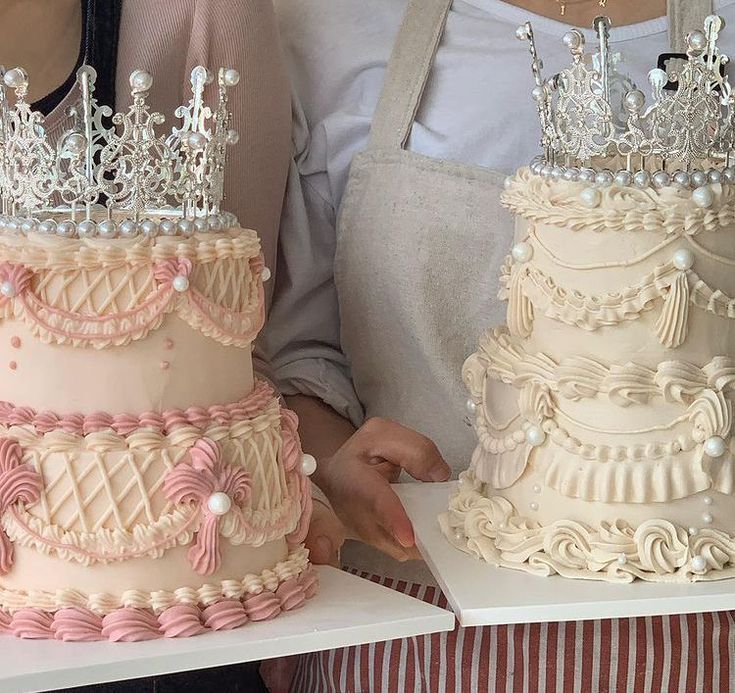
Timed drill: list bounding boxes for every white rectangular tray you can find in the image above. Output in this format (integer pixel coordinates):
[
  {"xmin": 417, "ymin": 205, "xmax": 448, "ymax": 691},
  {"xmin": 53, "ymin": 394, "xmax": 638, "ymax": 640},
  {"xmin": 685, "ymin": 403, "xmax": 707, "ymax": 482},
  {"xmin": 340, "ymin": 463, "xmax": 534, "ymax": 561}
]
[
  {"xmin": 395, "ymin": 481, "xmax": 735, "ymax": 627},
  {"xmin": 0, "ymin": 565, "xmax": 454, "ymax": 693}
]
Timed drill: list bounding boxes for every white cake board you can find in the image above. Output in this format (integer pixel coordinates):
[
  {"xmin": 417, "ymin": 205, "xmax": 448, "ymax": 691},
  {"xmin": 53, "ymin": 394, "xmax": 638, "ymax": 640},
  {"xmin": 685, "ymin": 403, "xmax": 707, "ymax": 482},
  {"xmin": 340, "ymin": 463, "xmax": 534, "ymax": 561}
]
[
  {"xmin": 395, "ymin": 481, "xmax": 735, "ymax": 627},
  {"xmin": 0, "ymin": 566, "xmax": 454, "ymax": 693}
]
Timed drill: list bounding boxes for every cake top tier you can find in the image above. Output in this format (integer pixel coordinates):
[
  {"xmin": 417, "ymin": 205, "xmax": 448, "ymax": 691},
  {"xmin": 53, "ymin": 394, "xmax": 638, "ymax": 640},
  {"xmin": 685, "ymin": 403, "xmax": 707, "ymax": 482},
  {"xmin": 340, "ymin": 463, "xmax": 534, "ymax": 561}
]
[
  {"xmin": 0, "ymin": 64, "xmax": 242, "ymax": 240},
  {"xmin": 518, "ymin": 14, "xmax": 735, "ymax": 193}
]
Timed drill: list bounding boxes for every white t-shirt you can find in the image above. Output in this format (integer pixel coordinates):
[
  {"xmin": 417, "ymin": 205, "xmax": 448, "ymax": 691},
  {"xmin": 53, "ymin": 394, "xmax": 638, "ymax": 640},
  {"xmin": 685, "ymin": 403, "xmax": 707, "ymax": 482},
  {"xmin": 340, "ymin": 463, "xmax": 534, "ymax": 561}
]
[{"xmin": 264, "ymin": 0, "xmax": 735, "ymax": 424}]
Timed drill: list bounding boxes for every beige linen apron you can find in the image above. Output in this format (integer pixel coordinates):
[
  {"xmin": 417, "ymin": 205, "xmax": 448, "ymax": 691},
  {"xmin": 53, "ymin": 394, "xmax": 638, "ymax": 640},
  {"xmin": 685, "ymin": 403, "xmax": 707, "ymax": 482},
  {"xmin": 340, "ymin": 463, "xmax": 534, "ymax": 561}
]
[{"xmin": 335, "ymin": 0, "xmax": 711, "ymax": 580}]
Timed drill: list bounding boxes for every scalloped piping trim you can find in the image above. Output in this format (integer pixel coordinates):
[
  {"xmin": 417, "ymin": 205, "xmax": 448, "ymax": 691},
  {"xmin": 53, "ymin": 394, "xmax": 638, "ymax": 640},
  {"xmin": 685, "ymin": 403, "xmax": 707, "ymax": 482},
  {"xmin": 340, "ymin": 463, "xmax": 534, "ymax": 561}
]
[
  {"xmin": 474, "ymin": 326, "xmax": 735, "ymax": 406},
  {"xmin": 0, "ymin": 379, "xmax": 275, "ymax": 438},
  {"xmin": 1, "ymin": 497, "xmax": 300, "ymax": 567},
  {"xmin": 0, "ymin": 562, "xmax": 318, "ymax": 640},
  {"xmin": 502, "ymin": 256, "xmax": 735, "ymax": 336},
  {"xmin": 440, "ymin": 473, "xmax": 735, "ymax": 584},
  {"xmin": 0, "ymin": 230, "xmax": 260, "ymax": 271},
  {"xmin": 501, "ymin": 168, "xmax": 735, "ymax": 236},
  {"xmin": 0, "ymin": 255, "xmax": 264, "ymax": 349}
]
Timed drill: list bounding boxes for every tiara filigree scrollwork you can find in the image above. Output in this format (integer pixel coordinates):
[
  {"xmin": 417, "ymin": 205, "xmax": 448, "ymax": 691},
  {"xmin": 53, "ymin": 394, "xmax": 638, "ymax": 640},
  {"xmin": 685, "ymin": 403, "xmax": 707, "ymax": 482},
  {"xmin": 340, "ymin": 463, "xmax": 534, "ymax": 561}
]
[
  {"xmin": 0, "ymin": 64, "xmax": 242, "ymax": 239},
  {"xmin": 516, "ymin": 14, "xmax": 735, "ymax": 207}
]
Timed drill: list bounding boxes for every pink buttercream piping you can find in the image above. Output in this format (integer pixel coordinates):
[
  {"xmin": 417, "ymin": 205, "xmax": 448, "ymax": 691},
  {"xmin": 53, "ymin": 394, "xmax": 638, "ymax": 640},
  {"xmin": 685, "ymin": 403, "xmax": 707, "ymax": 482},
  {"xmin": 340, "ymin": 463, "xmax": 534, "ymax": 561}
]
[
  {"xmin": 0, "ymin": 566, "xmax": 317, "ymax": 642},
  {"xmin": 0, "ymin": 437, "xmax": 42, "ymax": 574},
  {"xmin": 51, "ymin": 608, "xmax": 104, "ymax": 642},
  {"xmin": 280, "ymin": 409, "xmax": 312, "ymax": 546},
  {"xmin": 0, "ymin": 380, "xmax": 275, "ymax": 437},
  {"xmin": 164, "ymin": 438, "xmax": 252, "ymax": 575}
]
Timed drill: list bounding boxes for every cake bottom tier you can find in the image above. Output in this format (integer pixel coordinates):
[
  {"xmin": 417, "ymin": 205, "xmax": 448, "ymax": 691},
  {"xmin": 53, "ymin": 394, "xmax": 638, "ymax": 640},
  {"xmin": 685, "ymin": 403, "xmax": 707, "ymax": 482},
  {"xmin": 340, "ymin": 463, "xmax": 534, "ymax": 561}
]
[
  {"xmin": 440, "ymin": 472, "xmax": 735, "ymax": 583},
  {"xmin": 0, "ymin": 544, "xmax": 317, "ymax": 641}
]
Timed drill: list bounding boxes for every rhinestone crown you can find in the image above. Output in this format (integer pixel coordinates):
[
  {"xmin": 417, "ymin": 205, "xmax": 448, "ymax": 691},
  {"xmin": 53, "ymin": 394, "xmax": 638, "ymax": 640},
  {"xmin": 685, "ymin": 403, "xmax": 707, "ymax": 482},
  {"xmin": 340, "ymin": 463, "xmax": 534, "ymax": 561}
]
[
  {"xmin": 0, "ymin": 64, "xmax": 241, "ymax": 239},
  {"xmin": 519, "ymin": 14, "xmax": 735, "ymax": 192}
]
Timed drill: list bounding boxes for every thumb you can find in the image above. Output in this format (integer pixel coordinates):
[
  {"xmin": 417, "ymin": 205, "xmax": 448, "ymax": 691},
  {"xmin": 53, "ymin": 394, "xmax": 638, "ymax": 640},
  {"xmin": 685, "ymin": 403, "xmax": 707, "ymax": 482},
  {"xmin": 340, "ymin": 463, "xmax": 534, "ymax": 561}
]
[{"xmin": 305, "ymin": 501, "xmax": 346, "ymax": 567}]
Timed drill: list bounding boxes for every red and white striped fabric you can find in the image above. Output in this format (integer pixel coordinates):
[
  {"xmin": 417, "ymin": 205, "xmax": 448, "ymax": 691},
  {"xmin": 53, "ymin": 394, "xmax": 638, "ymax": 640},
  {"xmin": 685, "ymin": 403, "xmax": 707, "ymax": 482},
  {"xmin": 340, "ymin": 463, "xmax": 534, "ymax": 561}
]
[{"xmin": 289, "ymin": 571, "xmax": 735, "ymax": 693}]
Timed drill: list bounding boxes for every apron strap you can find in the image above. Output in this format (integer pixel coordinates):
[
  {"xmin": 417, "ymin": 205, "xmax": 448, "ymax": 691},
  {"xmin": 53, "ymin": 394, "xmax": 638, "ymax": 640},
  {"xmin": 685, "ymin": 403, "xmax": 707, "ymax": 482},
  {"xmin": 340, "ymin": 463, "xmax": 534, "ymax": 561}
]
[
  {"xmin": 368, "ymin": 0, "xmax": 452, "ymax": 151},
  {"xmin": 668, "ymin": 0, "xmax": 713, "ymax": 51}
]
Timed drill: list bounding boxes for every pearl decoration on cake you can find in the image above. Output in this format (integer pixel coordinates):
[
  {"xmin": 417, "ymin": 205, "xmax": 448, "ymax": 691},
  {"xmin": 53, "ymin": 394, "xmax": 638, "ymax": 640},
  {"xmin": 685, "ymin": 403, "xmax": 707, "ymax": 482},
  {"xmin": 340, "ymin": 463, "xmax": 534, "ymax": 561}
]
[
  {"xmin": 578, "ymin": 168, "xmax": 596, "ymax": 184},
  {"xmin": 533, "ymin": 484, "xmax": 541, "ymax": 493},
  {"xmin": 172, "ymin": 275, "xmax": 190, "ymax": 292},
  {"xmin": 21, "ymin": 219, "xmax": 37, "ymax": 235},
  {"xmin": 56, "ymin": 220, "xmax": 76, "ymax": 238},
  {"xmin": 703, "ymin": 512, "xmax": 713, "ymax": 524},
  {"xmin": 139, "ymin": 220, "xmax": 158, "ymax": 238},
  {"xmin": 77, "ymin": 220, "xmax": 97, "ymax": 238},
  {"xmin": 691, "ymin": 555, "xmax": 707, "ymax": 572},
  {"xmin": 690, "ymin": 170, "xmax": 708, "ymax": 188},
  {"xmin": 709, "ymin": 168, "xmax": 722, "ymax": 184},
  {"xmin": 511, "ymin": 241, "xmax": 534, "ymax": 263},
  {"xmin": 633, "ymin": 170, "xmax": 651, "ymax": 188},
  {"xmin": 261, "ymin": 267, "xmax": 272, "ymax": 282},
  {"xmin": 673, "ymin": 170, "xmax": 691, "ymax": 188},
  {"xmin": 652, "ymin": 170, "xmax": 671, "ymax": 189},
  {"xmin": 98, "ymin": 220, "xmax": 117, "ymax": 239},
  {"xmin": 0, "ymin": 281, "xmax": 15, "ymax": 298},
  {"xmin": 160, "ymin": 219, "xmax": 176, "ymax": 236},
  {"xmin": 466, "ymin": 399, "xmax": 477, "ymax": 415},
  {"xmin": 617, "ymin": 554, "xmax": 628, "ymax": 566},
  {"xmin": 177, "ymin": 219, "xmax": 194, "ymax": 237},
  {"xmin": 301, "ymin": 453, "xmax": 318, "ymax": 476},
  {"xmin": 194, "ymin": 218, "xmax": 209, "ymax": 234},
  {"xmin": 207, "ymin": 491, "xmax": 232, "ymax": 516},
  {"xmin": 595, "ymin": 170, "xmax": 614, "ymax": 187},
  {"xmin": 614, "ymin": 169, "xmax": 633, "ymax": 187},
  {"xmin": 454, "ymin": 530, "xmax": 464, "ymax": 542},
  {"xmin": 704, "ymin": 436, "xmax": 727, "ymax": 458},
  {"xmin": 130, "ymin": 70, "xmax": 153, "ymax": 92},
  {"xmin": 38, "ymin": 219, "xmax": 57, "ymax": 235},
  {"xmin": 525, "ymin": 425, "xmax": 546, "ymax": 447},
  {"xmin": 689, "ymin": 527, "xmax": 699, "ymax": 536},
  {"xmin": 692, "ymin": 185, "xmax": 714, "ymax": 208},
  {"xmin": 529, "ymin": 501, "xmax": 539, "ymax": 511},
  {"xmin": 672, "ymin": 248, "xmax": 694, "ymax": 271},
  {"xmin": 579, "ymin": 187, "xmax": 601, "ymax": 208},
  {"xmin": 704, "ymin": 496, "xmax": 713, "ymax": 506},
  {"xmin": 223, "ymin": 68, "xmax": 241, "ymax": 87},
  {"xmin": 119, "ymin": 219, "xmax": 138, "ymax": 238}
]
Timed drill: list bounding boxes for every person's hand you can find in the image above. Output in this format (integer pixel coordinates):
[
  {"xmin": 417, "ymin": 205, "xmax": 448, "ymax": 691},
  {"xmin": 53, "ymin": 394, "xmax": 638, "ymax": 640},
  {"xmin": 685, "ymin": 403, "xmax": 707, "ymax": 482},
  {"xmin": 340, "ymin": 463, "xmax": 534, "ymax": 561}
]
[
  {"xmin": 317, "ymin": 418, "xmax": 451, "ymax": 562},
  {"xmin": 304, "ymin": 499, "xmax": 346, "ymax": 567}
]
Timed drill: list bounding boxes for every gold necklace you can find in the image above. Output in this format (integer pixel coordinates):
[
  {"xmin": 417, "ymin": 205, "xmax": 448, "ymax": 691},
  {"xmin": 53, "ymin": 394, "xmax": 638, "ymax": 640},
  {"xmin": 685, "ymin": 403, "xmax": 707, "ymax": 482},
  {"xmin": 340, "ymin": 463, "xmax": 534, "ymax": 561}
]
[{"xmin": 557, "ymin": 0, "xmax": 608, "ymax": 16}]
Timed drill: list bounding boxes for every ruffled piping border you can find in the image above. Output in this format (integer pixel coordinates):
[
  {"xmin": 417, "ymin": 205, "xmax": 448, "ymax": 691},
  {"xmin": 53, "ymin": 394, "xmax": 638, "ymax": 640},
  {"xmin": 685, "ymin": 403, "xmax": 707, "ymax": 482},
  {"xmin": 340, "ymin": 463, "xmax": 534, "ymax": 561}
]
[
  {"xmin": 0, "ymin": 548, "xmax": 318, "ymax": 641},
  {"xmin": 440, "ymin": 473, "xmax": 735, "ymax": 584}
]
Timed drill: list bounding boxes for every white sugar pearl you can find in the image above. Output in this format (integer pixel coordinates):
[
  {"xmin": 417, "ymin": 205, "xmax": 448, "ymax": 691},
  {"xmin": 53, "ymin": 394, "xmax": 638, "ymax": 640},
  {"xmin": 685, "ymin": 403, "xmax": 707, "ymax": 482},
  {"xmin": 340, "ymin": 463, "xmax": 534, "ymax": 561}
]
[
  {"xmin": 703, "ymin": 512, "xmax": 714, "ymax": 524},
  {"xmin": 692, "ymin": 185, "xmax": 714, "ymax": 208},
  {"xmin": 617, "ymin": 554, "xmax": 628, "ymax": 566},
  {"xmin": 130, "ymin": 70, "xmax": 153, "ymax": 92},
  {"xmin": 187, "ymin": 132, "xmax": 207, "ymax": 151},
  {"xmin": 194, "ymin": 218, "xmax": 209, "ymax": 234},
  {"xmin": 207, "ymin": 215, "xmax": 222, "ymax": 232},
  {"xmin": 614, "ymin": 170, "xmax": 633, "ymax": 187},
  {"xmin": 172, "ymin": 275, "xmax": 190, "ymax": 292},
  {"xmin": 4, "ymin": 218, "xmax": 19, "ymax": 233},
  {"xmin": 525, "ymin": 425, "xmax": 546, "ymax": 447},
  {"xmin": 704, "ymin": 435, "xmax": 727, "ymax": 458},
  {"xmin": 301, "ymin": 453, "xmax": 317, "ymax": 476},
  {"xmin": 529, "ymin": 501, "xmax": 539, "ymax": 511},
  {"xmin": 454, "ymin": 530, "xmax": 464, "ymax": 542},
  {"xmin": 56, "ymin": 220, "xmax": 76, "ymax": 238},
  {"xmin": 21, "ymin": 219, "xmax": 37, "ymax": 235},
  {"xmin": 159, "ymin": 219, "xmax": 176, "ymax": 236},
  {"xmin": 703, "ymin": 496, "xmax": 713, "ymax": 505},
  {"xmin": 64, "ymin": 133, "xmax": 87, "ymax": 155},
  {"xmin": 0, "ymin": 281, "xmax": 15, "ymax": 298},
  {"xmin": 511, "ymin": 242, "xmax": 533, "ymax": 263},
  {"xmin": 672, "ymin": 248, "xmax": 694, "ymax": 271},
  {"xmin": 139, "ymin": 220, "xmax": 158, "ymax": 238},
  {"xmin": 563, "ymin": 167, "xmax": 580, "ymax": 182},
  {"xmin": 673, "ymin": 171, "xmax": 691, "ymax": 188},
  {"xmin": 3, "ymin": 68, "xmax": 27, "ymax": 89},
  {"xmin": 551, "ymin": 166, "xmax": 563, "ymax": 181},
  {"xmin": 38, "ymin": 219, "xmax": 57, "ymax": 235},
  {"xmin": 207, "ymin": 491, "xmax": 232, "ymax": 516},
  {"xmin": 691, "ymin": 555, "xmax": 707, "ymax": 571},
  {"xmin": 633, "ymin": 170, "xmax": 651, "ymax": 188},
  {"xmin": 652, "ymin": 170, "xmax": 671, "ymax": 189},
  {"xmin": 177, "ymin": 219, "xmax": 194, "ymax": 237},
  {"xmin": 533, "ymin": 484, "xmax": 541, "ymax": 494},
  {"xmin": 691, "ymin": 170, "xmax": 708, "ymax": 187},
  {"xmin": 77, "ymin": 220, "xmax": 97, "ymax": 238},
  {"xmin": 262, "ymin": 267, "xmax": 272, "ymax": 282},
  {"xmin": 579, "ymin": 187, "xmax": 601, "ymax": 208},
  {"xmin": 226, "ymin": 129, "xmax": 240, "ymax": 145},
  {"xmin": 689, "ymin": 527, "xmax": 699, "ymax": 536},
  {"xmin": 119, "ymin": 219, "xmax": 138, "ymax": 237},
  {"xmin": 708, "ymin": 168, "xmax": 722, "ymax": 184},
  {"xmin": 466, "ymin": 399, "xmax": 477, "ymax": 415},
  {"xmin": 595, "ymin": 170, "xmax": 614, "ymax": 187},
  {"xmin": 579, "ymin": 168, "xmax": 596, "ymax": 184},
  {"xmin": 223, "ymin": 68, "xmax": 241, "ymax": 86},
  {"xmin": 98, "ymin": 220, "xmax": 117, "ymax": 239}
]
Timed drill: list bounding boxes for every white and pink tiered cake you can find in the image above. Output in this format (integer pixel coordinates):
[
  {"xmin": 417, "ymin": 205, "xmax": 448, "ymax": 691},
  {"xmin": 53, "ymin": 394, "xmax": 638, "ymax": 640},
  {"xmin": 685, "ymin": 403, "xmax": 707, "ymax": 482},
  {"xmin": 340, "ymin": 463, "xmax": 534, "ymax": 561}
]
[
  {"xmin": 0, "ymin": 65, "xmax": 316, "ymax": 641},
  {"xmin": 441, "ymin": 16, "xmax": 735, "ymax": 583}
]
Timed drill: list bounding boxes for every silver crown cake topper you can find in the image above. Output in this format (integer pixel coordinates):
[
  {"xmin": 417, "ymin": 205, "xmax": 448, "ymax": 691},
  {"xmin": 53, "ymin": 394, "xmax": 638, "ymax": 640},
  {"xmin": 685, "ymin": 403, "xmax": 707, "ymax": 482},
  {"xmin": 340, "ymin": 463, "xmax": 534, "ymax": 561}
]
[
  {"xmin": 0, "ymin": 64, "xmax": 242, "ymax": 239},
  {"xmin": 518, "ymin": 14, "xmax": 735, "ymax": 203}
]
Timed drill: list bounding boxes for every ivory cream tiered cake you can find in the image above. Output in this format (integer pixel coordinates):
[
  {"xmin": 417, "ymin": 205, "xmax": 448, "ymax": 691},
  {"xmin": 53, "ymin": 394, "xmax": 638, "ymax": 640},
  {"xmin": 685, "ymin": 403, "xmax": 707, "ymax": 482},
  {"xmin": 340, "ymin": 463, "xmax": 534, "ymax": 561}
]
[
  {"xmin": 441, "ymin": 15, "xmax": 735, "ymax": 582},
  {"xmin": 0, "ymin": 65, "xmax": 316, "ymax": 641}
]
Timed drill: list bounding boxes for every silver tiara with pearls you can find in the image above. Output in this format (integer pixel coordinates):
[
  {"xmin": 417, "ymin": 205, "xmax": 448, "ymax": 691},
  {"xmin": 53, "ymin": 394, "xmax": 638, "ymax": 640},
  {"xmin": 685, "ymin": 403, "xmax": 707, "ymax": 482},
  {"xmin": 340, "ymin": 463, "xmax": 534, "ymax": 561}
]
[
  {"xmin": 0, "ymin": 64, "xmax": 242, "ymax": 240},
  {"xmin": 518, "ymin": 14, "xmax": 735, "ymax": 200}
]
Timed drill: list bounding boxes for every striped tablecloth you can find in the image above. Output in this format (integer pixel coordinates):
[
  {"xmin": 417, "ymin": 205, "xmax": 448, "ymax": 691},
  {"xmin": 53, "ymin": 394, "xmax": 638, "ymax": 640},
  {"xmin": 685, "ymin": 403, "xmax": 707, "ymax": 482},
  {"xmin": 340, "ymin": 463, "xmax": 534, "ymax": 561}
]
[{"xmin": 288, "ymin": 571, "xmax": 735, "ymax": 693}]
